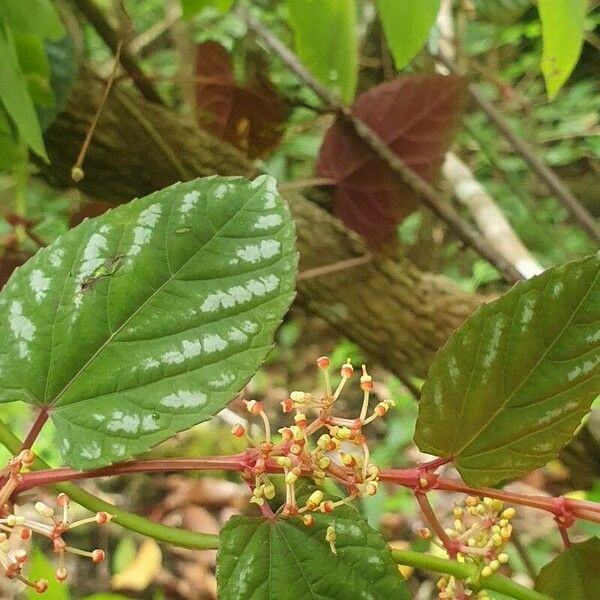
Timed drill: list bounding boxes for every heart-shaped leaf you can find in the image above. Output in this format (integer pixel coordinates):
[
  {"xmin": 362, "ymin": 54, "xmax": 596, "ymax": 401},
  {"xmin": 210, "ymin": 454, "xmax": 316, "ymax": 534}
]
[
  {"xmin": 535, "ymin": 537, "xmax": 600, "ymax": 599},
  {"xmin": 0, "ymin": 176, "xmax": 296, "ymax": 469},
  {"xmin": 217, "ymin": 507, "xmax": 409, "ymax": 600},
  {"xmin": 316, "ymin": 75, "xmax": 466, "ymax": 244},
  {"xmin": 415, "ymin": 255, "xmax": 600, "ymax": 487}
]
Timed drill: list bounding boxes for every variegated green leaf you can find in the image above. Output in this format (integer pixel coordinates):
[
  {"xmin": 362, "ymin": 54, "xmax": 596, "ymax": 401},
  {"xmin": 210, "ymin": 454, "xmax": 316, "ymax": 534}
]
[
  {"xmin": 415, "ymin": 255, "xmax": 600, "ymax": 487},
  {"xmin": 0, "ymin": 176, "xmax": 296, "ymax": 469}
]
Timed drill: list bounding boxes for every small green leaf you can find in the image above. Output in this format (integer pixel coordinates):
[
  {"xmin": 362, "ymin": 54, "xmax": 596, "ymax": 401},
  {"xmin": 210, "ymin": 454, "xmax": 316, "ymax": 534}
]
[
  {"xmin": 376, "ymin": 0, "xmax": 440, "ymax": 70},
  {"xmin": 286, "ymin": 0, "xmax": 358, "ymax": 104},
  {"xmin": 217, "ymin": 508, "xmax": 409, "ymax": 600},
  {"xmin": 538, "ymin": 0, "xmax": 587, "ymax": 99},
  {"xmin": 0, "ymin": 23, "xmax": 47, "ymax": 160},
  {"xmin": 415, "ymin": 255, "xmax": 600, "ymax": 487},
  {"xmin": 180, "ymin": 0, "xmax": 234, "ymax": 19},
  {"xmin": 0, "ymin": 0, "xmax": 65, "ymax": 40},
  {"xmin": 534, "ymin": 537, "xmax": 600, "ymax": 599},
  {"xmin": 0, "ymin": 176, "xmax": 296, "ymax": 469}
]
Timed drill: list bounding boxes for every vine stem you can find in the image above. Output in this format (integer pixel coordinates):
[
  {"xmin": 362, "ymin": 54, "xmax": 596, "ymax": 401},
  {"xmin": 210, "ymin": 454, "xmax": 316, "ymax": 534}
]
[
  {"xmin": 390, "ymin": 550, "xmax": 552, "ymax": 600},
  {"xmin": 13, "ymin": 457, "xmax": 600, "ymax": 525}
]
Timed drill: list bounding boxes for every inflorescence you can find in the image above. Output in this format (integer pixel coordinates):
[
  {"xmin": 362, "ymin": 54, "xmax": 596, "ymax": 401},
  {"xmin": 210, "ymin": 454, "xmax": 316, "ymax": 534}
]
[
  {"xmin": 232, "ymin": 356, "xmax": 394, "ymax": 553},
  {"xmin": 0, "ymin": 449, "xmax": 111, "ymax": 593},
  {"xmin": 232, "ymin": 356, "xmax": 518, "ymax": 597},
  {"xmin": 421, "ymin": 496, "xmax": 516, "ymax": 599}
]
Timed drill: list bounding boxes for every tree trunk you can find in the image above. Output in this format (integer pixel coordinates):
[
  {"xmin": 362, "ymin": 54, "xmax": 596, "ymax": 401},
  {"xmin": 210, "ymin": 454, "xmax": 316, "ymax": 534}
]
[{"xmin": 42, "ymin": 73, "xmax": 482, "ymax": 378}]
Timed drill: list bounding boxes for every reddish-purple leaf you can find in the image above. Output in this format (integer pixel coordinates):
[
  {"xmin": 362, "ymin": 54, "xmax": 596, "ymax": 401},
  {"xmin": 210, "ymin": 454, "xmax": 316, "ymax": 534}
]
[
  {"xmin": 195, "ymin": 41, "xmax": 287, "ymax": 159},
  {"xmin": 317, "ymin": 75, "xmax": 467, "ymax": 244}
]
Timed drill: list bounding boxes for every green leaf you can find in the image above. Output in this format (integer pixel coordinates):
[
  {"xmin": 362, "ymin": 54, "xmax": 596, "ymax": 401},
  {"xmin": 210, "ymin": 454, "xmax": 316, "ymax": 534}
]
[
  {"xmin": 0, "ymin": 176, "xmax": 296, "ymax": 469},
  {"xmin": 217, "ymin": 508, "xmax": 409, "ymax": 600},
  {"xmin": 538, "ymin": 0, "xmax": 587, "ymax": 99},
  {"xmin": 0, "ymin": 0, "xmax": 65, "ymax": 40},
  {"xmin": 0, "ymin": 105, "xmax": 20, "ymax": 171},
  {"xmin": 534, "ymin": 537, "xmax": 600, "ymax": 599},
  {"xmin": 286, "ymin": 0, "xmax": 358, "ymax": 104},
  {"xmin": 376, "ymin": 0, "xmax": 440, "ymax": 70},
  {"xmin": 14, "ymin": 33, "xmax": 55, "ymax": 107},
  {"xmin": 415, "ymin": 255, "xmax": 600, "ymax": 487},
  {"xmin": 0, "ymin": 23, "xmax": 47, "ymax": 160},
  {"xmin": 26, "ymin": 547, "xmax": 70, "ymax": 600},
  {"xmin": 180, "ymin": 0, "xmax": 234, "ymax": 19}
]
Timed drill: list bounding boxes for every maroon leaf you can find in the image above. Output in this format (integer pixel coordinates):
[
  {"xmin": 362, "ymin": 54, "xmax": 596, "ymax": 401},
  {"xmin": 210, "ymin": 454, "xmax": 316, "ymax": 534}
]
[
  {"xmin": 195, "ymin": 41, "xmax": 287, "ymax": 159},
  {"xmin": 316, "ymin": 75, "xmax": 467, "ymax": 244}
]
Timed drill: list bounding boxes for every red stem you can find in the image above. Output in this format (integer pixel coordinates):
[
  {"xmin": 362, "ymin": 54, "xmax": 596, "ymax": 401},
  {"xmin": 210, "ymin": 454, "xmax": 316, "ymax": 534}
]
[
  {"xmin": 13, "ymin": 456, "xmax": 600, "ymax": 527},
  {"xmin": 16, "ymin": 455, "xmax": 249, "ymax": 493},
  {"xmin": 20, "ymin": 407, "xmax": 50, "ymax": 452}
]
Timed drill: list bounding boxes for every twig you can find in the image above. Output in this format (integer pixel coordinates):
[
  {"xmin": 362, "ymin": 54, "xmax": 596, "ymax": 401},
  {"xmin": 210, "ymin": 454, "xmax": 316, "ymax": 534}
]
[
  {"xmin": 297, "ymin": 254, "xmax": 373, "ymax": 280},
  {"xmin": 71, "ymin": 0, "xmax": 164, "ymax": 105},
  {"xmin": 442, "ymin": 153, "xmax": 543, "ymax": 279},
  {"xmin": 72, "ymin": 41, "xmax": 124, "ymax": 181},
  {"xmin": 238, "ymin": 6, "xmax": 523, "ymax": 284},
  {"xmin": 436, "ymin": 54, "xmax": 600, "ymax": 245}
]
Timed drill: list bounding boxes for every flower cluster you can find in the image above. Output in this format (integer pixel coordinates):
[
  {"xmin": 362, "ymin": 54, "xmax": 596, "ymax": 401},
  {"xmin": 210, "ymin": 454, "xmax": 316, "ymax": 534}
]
[
  {"xmin": 232, "ymin": 357, "xmax": 394, "ymax": 551},
  {"xmin": 0, "ymin": 450, "xmax": 111, "ymax": 593},
  {"xmin": 423, "ymin": 496, "xmax": 515, "ymax": 599}
]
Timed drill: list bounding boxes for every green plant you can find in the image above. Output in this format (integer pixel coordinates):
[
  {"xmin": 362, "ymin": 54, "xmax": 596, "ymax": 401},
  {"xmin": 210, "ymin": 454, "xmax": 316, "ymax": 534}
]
[
  {"xmin": 0, "ymin": 1, "xmax": 598, "ymax": 598},
  {"xmin": 0, "ymin": 175, "xmax": 597, "ymax": 599}
]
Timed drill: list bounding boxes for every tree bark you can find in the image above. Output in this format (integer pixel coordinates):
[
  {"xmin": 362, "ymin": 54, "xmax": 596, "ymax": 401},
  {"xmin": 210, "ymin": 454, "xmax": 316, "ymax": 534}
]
[{"xmin": 42, "ymin": 73, "xmax": 482, "ymax": 378}]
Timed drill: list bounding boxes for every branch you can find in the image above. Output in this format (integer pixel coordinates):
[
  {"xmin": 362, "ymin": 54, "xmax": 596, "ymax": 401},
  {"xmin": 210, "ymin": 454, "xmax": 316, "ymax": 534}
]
[
  {"xmin": 436, "ymin": 54, "xmax": 600, "ymax": 245},
  {"xmin": 70, "ymin": 0, "xmax": 164, "ymax": 105},
  {"xmin": 442, "ymin": 153, "xmax": 543, "ymax": 279},
  {"xmin": 237, "ymin": 5, "xmax": 524, "ymax": 284}
]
